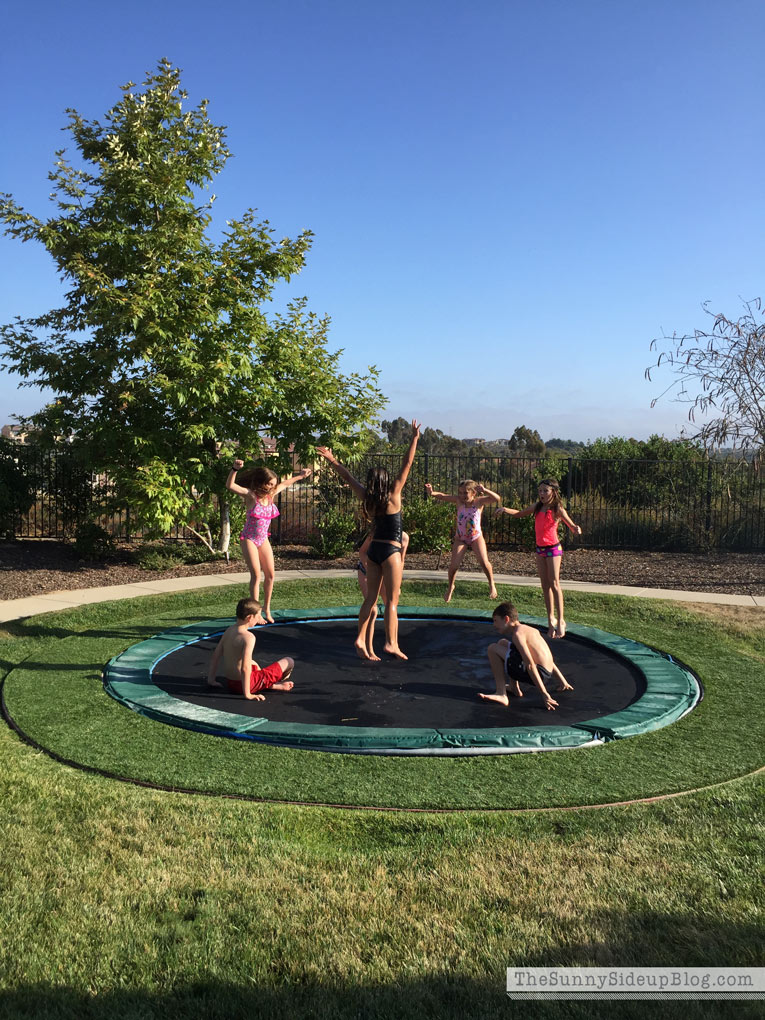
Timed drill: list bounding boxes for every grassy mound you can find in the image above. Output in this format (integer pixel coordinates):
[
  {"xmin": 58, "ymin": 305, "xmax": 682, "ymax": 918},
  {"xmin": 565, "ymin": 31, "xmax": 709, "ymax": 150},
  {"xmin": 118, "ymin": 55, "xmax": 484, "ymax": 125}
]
[{"xmin": 2, "ymin": 579, "xmax": 762, "ymax": 810}]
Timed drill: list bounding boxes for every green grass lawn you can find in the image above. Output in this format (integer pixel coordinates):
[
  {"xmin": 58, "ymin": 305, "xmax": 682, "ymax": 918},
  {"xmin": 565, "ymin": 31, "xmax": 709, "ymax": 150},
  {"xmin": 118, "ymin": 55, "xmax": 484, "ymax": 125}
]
[
  {"xmin": 1, "ymin": 579, "xmax": 762, "ymax": 809},
  {"xmin": 0, "ymin": 579, "xmax": 762, "ymax": 1018}
]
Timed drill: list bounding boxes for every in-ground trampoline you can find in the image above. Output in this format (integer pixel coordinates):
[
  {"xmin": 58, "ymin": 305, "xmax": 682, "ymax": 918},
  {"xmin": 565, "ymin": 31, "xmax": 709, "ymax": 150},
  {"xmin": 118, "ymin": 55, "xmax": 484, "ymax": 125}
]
[{"xmin": 103, "ymin": 607, "xmax": 701, "ymax": 755}]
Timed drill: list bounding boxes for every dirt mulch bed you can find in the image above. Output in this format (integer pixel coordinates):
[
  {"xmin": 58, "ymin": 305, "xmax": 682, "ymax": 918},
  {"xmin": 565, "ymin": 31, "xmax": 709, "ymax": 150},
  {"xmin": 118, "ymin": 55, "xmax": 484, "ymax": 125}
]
[{"xmin": 2, "ymin": 541, "xmax": 765, "ymax": 602}]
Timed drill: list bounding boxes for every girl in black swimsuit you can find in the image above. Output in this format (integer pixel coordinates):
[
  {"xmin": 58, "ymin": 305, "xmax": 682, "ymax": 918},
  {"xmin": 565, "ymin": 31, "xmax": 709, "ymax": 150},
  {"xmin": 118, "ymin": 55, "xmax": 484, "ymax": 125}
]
[{"xmin": 317, "ymin": 420, "xmax": 420, "ymax": 661}]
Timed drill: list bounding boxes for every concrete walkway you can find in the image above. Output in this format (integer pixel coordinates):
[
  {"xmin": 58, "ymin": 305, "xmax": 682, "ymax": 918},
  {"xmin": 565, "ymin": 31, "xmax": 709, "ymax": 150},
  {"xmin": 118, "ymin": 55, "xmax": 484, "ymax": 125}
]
[{"xmin": 1, "ymin": 569, "xmax": 763, "ymax": 623}]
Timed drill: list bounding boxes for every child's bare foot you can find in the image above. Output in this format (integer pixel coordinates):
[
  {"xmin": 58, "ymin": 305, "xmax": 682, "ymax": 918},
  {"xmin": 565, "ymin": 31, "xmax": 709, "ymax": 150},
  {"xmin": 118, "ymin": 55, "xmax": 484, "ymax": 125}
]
[
  {"xmin": 354, "ymin": 641, "xmax": 372, "ymax": 660},
  {"xmin": 508, "ymin": 681, "xmax": 524, "ymax": 698},
  {"xmin": 384, "ymin": 643, "xmax": 408, "ymax": 660},
  {"xmin": 271, "ymin": 680, "xmax": 294, "ymax": 691},
  {"xmin": 254, "ymin": 613, "xmax": 267, "ymax": 627},
  {"xmin": 555, "ymin": 620, "xmax": 567, "ymax": 638},
  {"xmin": 547, "ymin": 619, "xmax": 558, "ymax": 639},
  {"xmin": 478, "ymin": 692, "xmax": 509, "ymax": 706},
  {"xmin": 444, "ymin": 585, "xmax": 455, "ymax": 603},
  {"xmin": 206, "ymin": 677, "xmax": 223, "ymax": 689}
]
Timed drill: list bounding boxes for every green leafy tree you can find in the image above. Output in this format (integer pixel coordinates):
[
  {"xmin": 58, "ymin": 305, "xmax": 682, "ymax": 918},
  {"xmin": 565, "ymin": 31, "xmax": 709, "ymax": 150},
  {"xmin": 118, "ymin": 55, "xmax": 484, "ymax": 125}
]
[
  {"xmin": 419, "ymin": 427, "xmax": 469, "ymax": 455},
  {"xmin": 574, "ymin": 434, "xmax": 707, "ymax": 510},
  {"xmin": 507, "ymin": 425, "xmax": 546, "ymax": 457},
  {"xmin": 0, "ymin": 60, "xmax": 384, "ymax": 552},
  {"xmin": 578, "ymin": 435, "xmax": 705, "ymax": 462},
  {"xmin": 380, "ymin": 418, "xmax": 470, "ymax": 455},
  {"xmin": 380, "ymin": 417, "xmax": 413, "ymax": 446},
  {"xmin": 546, "ymin": 437, "xmax": 585, "ymax": 455}
]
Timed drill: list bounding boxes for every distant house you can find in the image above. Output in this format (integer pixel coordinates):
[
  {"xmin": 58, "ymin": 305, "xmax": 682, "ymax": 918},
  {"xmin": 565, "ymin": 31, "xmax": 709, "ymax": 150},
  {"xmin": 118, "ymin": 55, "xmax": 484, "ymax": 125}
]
[
  {"xmin": 1, "ymin": 424, "xmax": 29, "ymax": 444},
  {"xmin": 1, "ymin": 424, "xmax": 72, "ymax": 445},
  {"xmin": 261, "ymin": 437, "xmax": 301, "ymax": 457},
  {"xmin": 463, "ymin": 438, "xmax": 487, "ymax": 447}
]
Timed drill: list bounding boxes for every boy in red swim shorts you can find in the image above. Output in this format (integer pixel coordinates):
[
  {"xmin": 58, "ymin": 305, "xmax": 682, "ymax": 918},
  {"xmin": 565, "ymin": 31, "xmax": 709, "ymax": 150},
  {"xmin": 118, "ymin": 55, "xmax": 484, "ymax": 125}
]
[{"xmin": 206, "ymin": 597, "xmax": 295, "ymax": 701}]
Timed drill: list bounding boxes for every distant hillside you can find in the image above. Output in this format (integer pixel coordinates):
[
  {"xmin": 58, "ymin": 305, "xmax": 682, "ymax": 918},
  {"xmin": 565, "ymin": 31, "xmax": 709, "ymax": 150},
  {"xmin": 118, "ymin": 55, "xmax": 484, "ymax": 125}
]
[{"xmin": 544, "ymin": 438, "xmax": 587, "ymax": 455}]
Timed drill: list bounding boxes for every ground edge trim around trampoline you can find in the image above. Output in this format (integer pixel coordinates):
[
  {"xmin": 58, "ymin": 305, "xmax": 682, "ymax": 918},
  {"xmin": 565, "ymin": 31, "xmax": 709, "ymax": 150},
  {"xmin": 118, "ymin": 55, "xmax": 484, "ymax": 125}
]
[{"xmin": 102, "ymin": 606, "xmax": 702, "ymax": 755}]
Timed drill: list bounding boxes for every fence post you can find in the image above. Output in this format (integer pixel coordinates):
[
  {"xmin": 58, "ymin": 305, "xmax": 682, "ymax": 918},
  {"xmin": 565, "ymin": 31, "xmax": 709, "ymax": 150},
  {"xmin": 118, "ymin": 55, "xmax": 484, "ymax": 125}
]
[
  {"xmin": 705, "ymin": 458, "xmax": 712, "ymax": 540},
  {"xmin": 275, "ymin": 491, "xmax": 283, "ymax": 545}
]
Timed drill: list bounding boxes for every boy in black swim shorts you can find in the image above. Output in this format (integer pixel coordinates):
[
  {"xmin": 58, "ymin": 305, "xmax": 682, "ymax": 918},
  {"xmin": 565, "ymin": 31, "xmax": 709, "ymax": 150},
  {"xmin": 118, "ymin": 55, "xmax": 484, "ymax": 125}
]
[{"xmin": 478, "ymin": 602, "xmax": 573, "ymax": 711}]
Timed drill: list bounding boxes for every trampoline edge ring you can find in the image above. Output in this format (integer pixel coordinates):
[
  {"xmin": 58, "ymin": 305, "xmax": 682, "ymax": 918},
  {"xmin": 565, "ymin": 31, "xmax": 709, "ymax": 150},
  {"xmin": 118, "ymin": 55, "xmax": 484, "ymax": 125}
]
[{"xmin": 103, "ymin": 606, "xmax": 701, "ymax": 755}]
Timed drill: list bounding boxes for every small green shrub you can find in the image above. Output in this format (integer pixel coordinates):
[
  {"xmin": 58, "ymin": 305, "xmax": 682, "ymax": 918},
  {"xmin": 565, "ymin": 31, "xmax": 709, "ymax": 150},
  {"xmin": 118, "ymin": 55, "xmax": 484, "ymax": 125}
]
[
  {"xmin": 713, "ymin": 512, "xmax": 765, "ymax": 551},
  {"xmin": 135, "ymin": 542, "xmax": 219, "ymax": 571},
  {"xmin": 0, "ymin": 438, "xmax": 34, "ymax": 540},
  {"xmin": 496, "ymin": 508, "xmax": 537, "ymax": 550},
  {"xmin": 310, "ymin": 507, "xmax": 357, "ymax": 559},
  {"xmin": 73, "ymin": 522, "xmax": 116, "ymax": 560},
  {"xmin": 585, "ymin": 513, "xmax": 696, "ymax": 551},
  {"xmin": 402, "ymin": 495, "xmax": 453, "ymax": 554}
]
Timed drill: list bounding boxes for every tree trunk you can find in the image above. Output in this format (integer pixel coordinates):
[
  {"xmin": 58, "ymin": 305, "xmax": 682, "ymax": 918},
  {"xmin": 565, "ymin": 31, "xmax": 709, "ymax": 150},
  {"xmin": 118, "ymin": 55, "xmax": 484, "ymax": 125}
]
[{"xmin": 218, "ymin": 499, "xmax": 231, "ymax": 556}]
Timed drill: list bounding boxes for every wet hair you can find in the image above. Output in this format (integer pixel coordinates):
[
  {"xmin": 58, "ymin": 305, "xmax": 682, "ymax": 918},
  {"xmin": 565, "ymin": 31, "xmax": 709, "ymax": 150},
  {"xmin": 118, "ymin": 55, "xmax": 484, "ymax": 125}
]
[
  {"xmin": 236, "ymin": 597, "xmax": 262, "ymax": 620},
  {"xmin": 493, "ymin": 602, "xmax": 519, "ymax": 623},
  {"xmin": 363, "ymin": 466, "xmax": 391, "ymax": 520},
  {"xmin": 534, "ymin": 478, "xmax": 563, "ymax": 516},
  {"xmin": 239, "ymin": 466, "xmax": 278, "ymax": 497}
]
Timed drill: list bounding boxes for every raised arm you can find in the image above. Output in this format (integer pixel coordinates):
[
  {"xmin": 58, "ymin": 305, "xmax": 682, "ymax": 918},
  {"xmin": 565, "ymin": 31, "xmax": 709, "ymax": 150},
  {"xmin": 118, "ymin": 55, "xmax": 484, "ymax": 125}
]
[
  {"xmin": 475, "ymin": 484, "xmax": 501, "ymax": 507},
  {"xmin": 315, "ymin": 447, "xmax": 366, "ymax": 500},
  {"xmin": 273, "ymin": 466, "xmax": 313, "ymax": 496},
  {"xmin": 226, "ymin": 459, "xmax": 251, "ymax": 497},
  {"xmin": 424, "ymin": 483, "xmax": 458, "ymax": 504},
  {"xmin": 391, "ymin": 420, "xmax": 421, "ymax": 496}
]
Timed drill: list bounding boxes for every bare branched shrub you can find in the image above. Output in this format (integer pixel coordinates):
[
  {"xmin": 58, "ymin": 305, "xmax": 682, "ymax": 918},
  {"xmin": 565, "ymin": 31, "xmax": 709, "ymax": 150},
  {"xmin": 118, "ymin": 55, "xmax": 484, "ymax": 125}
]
[{"xmin": 647, "ymin": 298, "xmax": 765, "ymax": 452}]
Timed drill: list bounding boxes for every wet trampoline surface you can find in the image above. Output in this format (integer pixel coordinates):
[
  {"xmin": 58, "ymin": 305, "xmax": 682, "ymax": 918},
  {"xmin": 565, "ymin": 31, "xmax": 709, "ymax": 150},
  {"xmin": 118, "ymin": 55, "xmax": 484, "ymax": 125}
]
[{"xmin": 151, "ymin": 618, "xmax": 644, "ymax": 729}]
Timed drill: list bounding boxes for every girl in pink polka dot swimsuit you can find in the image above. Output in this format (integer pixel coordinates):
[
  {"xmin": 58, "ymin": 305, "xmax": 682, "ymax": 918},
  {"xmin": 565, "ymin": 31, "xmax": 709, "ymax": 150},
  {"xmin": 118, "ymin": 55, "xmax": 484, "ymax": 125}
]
[
  {"xmin": 424, "ymin": 479, "xmax": 501, "ymax": 604},
  {"xmin": 227, "ymin": 459, "xmax": 312, "ymax": 622}
]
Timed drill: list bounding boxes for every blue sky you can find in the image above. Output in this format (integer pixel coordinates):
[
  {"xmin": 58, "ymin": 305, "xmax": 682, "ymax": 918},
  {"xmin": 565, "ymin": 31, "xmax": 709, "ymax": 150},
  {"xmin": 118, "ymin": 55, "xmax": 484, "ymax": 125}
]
[{"xmin": 1, "ymin": 0, "xmax": 763, "ymax": 442}]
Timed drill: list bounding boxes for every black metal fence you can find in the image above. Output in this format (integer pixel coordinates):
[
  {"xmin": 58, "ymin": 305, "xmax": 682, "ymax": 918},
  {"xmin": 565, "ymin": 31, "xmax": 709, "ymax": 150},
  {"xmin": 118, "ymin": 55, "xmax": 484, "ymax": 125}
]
[{"xmin": 2, "ymin": 443, "xmax": 764, "ymax": 551}]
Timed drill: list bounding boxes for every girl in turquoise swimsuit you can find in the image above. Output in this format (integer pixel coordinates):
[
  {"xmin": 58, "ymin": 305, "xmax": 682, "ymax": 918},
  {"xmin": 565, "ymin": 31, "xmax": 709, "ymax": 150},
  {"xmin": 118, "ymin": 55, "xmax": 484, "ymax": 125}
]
[{"xmin": 317, "ymin": 420, "xmax": 420, "ymax": 661}]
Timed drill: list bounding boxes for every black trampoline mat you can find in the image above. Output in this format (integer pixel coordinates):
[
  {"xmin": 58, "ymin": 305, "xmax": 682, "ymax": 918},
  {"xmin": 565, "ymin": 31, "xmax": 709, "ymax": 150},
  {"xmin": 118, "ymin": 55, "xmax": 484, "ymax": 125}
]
[{"xmin": 151, "ymin": 618, "xmax": 644, "ymax": 729}]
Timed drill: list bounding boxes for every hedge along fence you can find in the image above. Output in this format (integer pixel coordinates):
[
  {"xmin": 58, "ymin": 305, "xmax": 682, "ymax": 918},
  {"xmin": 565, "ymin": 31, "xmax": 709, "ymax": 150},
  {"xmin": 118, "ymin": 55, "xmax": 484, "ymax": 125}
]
[
  {"xmin": 3, "ymin": 441, "xmax": 765, "ymax": 552},
  {"xmin": 331, "ymin": 451, "xmax": 765, "ymax": 553}
]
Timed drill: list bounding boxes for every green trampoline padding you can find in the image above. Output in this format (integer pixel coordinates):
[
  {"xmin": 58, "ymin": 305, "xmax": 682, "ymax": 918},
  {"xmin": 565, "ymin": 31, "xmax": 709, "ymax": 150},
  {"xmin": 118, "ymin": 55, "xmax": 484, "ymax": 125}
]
[{"xmin": 103, "ymin": 606, "xmax": 701, "ymax": 755}]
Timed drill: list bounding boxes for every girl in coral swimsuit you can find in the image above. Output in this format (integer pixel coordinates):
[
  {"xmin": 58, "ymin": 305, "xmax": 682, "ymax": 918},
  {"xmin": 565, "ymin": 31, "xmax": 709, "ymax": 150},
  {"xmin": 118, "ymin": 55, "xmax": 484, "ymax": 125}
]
[
  {"xmin": 497, "ymin": 478, "xmax": 582, "ymax": 638},
  {"xmin": 227, "ymin": 460, "xmax": 312, "ymax": 622},
  {"xmin": 424, "ymin": 479, "xmax": 501, "ymax": 603}
]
